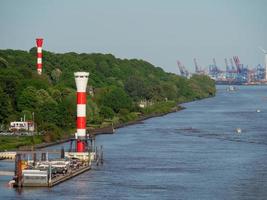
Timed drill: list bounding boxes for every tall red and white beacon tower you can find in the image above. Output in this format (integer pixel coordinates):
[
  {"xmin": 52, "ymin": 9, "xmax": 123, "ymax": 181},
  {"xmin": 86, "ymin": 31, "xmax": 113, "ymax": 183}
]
[
  {"xmin": 36, "ymin": 38, "xmax": 43, "ymax": 75},
  {"xmin": 74, "ymin": 72, "xmax": 89, "ymax": 152}
]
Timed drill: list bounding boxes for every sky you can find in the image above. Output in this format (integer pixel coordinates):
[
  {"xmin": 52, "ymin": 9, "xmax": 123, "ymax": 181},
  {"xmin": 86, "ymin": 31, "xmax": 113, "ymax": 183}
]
[{"xmin": 0, "ymin": 0, "xmax": 267, "ymax": 73}]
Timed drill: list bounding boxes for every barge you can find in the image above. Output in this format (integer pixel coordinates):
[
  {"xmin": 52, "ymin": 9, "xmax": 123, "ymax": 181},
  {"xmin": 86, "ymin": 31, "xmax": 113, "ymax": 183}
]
[{"xmin": 11, "ymin": 148, "xmax": 102, "ymax": 188}]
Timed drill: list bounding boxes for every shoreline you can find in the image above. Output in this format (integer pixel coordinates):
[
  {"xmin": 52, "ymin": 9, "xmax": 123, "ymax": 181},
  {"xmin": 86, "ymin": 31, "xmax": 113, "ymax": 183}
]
[
  {"xmin": 27, "ymin": 106, "xmax": 184, "ymax": 150},
  {"xmin": 2, "ymin": 93, "xmax": 215, "ymax": 151}
]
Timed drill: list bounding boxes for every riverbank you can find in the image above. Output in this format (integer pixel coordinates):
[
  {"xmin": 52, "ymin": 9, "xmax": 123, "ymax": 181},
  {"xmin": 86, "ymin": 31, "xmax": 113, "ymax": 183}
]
[
  {"xmin": 0, "ymin": 92, "xmax": 215, "ymax": 151},
  {"xmin": 1, "ymin": 93, "xmax": 217, "ymax": 151},
  {"xmin": 9, "ymin": 105, "xmax": 184, "ymax": 151}
]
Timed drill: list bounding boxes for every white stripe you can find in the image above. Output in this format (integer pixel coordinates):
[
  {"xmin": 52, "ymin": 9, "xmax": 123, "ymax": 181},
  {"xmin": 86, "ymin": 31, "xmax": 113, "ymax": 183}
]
[
  {"xmin": 77, "ymin": 129, "xmax": 86, "ymax": 137},
  {"xmin": 76, "ymin": 87, "xmax": 86, "ymax": 92},
  {"xmin": 37, "ymin": 69, "xmax": 42, "ymax": 75},
  {"xmin": 37, "ymin": 58, "xmax": 42, "ymax": 63},
  {"xmin": 37, "ymin": 47, "xmax": 42, "ymax": 53},
  {"xmin": 76, "ymin": 89, "xmax": 86, "ymax": 92},
  {"xmin": 77, "ymin": 104, "xmax": 86, "ymax": 117},
  {"xmin": 75, "ymin": 78, "xmax": 88, "ymax": 92}
]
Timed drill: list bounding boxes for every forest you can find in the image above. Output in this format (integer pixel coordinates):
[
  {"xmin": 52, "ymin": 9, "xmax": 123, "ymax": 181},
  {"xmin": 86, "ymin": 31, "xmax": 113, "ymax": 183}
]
[{"xmin": 0, "ymin": 48, "xmax": 216, "ymax": 149}]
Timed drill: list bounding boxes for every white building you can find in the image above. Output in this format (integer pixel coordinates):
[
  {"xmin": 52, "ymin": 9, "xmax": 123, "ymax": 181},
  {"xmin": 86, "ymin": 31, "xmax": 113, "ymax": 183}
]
[{"xmin": 9, "ymin": 121, "xmax": 34, "ymax": 132}]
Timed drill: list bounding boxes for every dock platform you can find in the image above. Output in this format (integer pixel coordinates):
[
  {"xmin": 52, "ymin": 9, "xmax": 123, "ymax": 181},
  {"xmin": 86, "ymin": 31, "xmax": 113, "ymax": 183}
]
[{"xmin": 49, "ymin": 165, "xmax": 91, "ymax": 187}]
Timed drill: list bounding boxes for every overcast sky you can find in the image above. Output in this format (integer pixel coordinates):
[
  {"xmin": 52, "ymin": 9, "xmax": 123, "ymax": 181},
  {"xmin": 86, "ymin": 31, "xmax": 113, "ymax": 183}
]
[{"xmin": 0, "ymin": 0, "xmax": 267, "ymax": 73}]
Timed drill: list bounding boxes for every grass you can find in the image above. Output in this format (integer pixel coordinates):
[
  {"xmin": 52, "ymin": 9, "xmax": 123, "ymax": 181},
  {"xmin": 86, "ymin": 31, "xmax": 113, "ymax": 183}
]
[
  {"xmin": 142, "ymin": 101, "xmax": 178, "ymax": 115},
  {"xmin": 0, "ymin": 135, "xmax": 43, "ymax": 151}
]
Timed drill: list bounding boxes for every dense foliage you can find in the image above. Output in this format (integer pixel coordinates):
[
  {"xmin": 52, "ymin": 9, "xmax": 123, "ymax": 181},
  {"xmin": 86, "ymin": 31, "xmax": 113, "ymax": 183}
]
[{"xmin": 0, "ymin": 48, "xmax": 215, "ymax": 147}]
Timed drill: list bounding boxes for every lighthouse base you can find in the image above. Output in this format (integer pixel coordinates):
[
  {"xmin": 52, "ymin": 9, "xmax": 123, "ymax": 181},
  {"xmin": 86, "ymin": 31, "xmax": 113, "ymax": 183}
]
[{"xmin": 76, "ymin": 140, "xmax": 86, "ymax": 152}]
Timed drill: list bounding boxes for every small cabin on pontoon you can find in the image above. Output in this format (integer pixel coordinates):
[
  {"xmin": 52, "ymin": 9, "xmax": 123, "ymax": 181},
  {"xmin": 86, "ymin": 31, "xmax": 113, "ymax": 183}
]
[
  {"xmin": 9, "ymin": 121, "xmax": 34, "ymax": 132},
  {"xmin": 22, "ymin": 170, "xmax": 48, "ymax": 187}
]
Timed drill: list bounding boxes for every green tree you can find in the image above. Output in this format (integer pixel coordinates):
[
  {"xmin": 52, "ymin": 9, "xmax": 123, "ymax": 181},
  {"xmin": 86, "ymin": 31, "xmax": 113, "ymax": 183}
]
[
  {"xmin": 99, "ymin": 87, "xmax": 133, "ymax": 113},
  {"xmin": 0, "ymin": 86, "xmax": 13, "ymax": 123},
  {"xmin": 0, "ymin": 57, "xmax": 8, "ymax": 68},
  {"xmin": 99, "ymin": 106, "xmax": 114, "ymax": 119},
  {"xmin": 17, "ymin": 86, "xmax": 39, "ymax": 111},
  {"xmin": 125, "ymin": 76, "xmax": 148, "ymax": 100},
  {"xmin": 57, "ymin": 92, "xmax": 76, "ymax": 128},
  {"xmin": 161, "ymin": 82, "xmax": 178, "ymax": 100}
]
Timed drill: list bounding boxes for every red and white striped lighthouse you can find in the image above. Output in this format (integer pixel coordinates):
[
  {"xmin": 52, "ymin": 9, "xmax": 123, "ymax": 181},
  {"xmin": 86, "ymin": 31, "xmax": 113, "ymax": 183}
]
[
  {"xmin": 36, "ymin": 38, "xmax": 43, "ymax": 75},
  {"xmin": 74, "ymin": 72, "xmax": 89, "ymax": 152}
]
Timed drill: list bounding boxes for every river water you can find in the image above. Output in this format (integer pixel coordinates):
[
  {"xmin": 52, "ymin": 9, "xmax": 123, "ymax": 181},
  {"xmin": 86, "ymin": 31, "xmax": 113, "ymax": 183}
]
[{"xmin": 1, "ymin": 85, "xmax": 267, "ymax": 200}]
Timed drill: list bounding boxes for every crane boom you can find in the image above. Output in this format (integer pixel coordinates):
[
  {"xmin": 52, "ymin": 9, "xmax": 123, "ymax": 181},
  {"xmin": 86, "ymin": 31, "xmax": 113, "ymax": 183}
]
[
  {"xmin": 259, "ymin": 46, "xmax": 267, "ymax": 54},
  {"xmin": 177, "ymin": 60, "xmax": 189, "ymax": 78},
  {"xmin": 229, "ymin": 58, "xmax": 235, "ymax": 70},
  {"xmin": 193, "ymin": 58, "xmax": 199, "ymax": 73},
  {"xmin": 224, "ymin": 58, "xmax": 230, "ymax": 71},
  {"xmin": 233, "ymin": 56, "xmax": 241, "ymax": 73},
  {"xmin": 212, "ymin": 58, "xmax": 217, "ymax": 67}
]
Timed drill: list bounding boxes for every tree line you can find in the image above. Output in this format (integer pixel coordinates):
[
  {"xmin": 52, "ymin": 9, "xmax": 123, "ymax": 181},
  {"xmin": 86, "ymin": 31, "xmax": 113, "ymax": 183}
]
[{"xmin": 0, "ymin": 48, "xmax": 216, "ymax": 142}]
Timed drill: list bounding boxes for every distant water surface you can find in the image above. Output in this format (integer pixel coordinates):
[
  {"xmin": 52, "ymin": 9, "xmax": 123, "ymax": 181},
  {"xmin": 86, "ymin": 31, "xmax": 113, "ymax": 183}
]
[{"xmin": 1, "ymin": 85, "xmax": 267, "ymax": 200}]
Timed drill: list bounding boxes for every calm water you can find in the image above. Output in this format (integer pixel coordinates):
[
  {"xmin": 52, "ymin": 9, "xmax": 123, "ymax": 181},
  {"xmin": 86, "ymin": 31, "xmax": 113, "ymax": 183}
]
[{"xmin": 1, "ymin": 85, "xmax": 267, "ymax": 200}]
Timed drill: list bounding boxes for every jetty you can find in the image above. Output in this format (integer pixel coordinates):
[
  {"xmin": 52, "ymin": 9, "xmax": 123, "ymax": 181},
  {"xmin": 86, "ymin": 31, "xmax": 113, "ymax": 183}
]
[{"xmin": 10, "ymin": 145, "xmax": 103, "ymax": 188}]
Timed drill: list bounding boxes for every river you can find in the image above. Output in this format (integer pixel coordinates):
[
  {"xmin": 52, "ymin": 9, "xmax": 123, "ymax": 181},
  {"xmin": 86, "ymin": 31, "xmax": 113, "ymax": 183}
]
[{"xmin": 1, "ymin": 85, "xmax": 267, "ymax": 200}]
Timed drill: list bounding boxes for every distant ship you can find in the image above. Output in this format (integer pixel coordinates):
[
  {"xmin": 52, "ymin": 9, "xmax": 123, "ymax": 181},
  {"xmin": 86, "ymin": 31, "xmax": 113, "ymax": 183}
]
[{"xmin": 226, "ymin": 85, "xmax": 236, "ymax": 92}]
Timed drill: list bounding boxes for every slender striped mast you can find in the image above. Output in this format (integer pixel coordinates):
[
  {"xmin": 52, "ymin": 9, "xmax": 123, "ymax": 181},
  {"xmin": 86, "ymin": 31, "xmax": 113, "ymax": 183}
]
[
  {"xmin": 74, "ymin": 72, "xmax": 89, "ymax": 152},
  {"xmin": 36, "ymin": 38, "xmax": 43, "ymax": 75}
]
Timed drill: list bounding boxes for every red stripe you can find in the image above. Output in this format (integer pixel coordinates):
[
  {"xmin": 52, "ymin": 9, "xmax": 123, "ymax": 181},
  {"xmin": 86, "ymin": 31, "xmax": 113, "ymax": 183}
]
[
  {"xmin": 36, "ymin": 38, "xmax": 43, "ymax": 47},
  {"xmin": 77, "ymin": 92, "xmax": 86, "ymax": 104},
  {"xmin": 77, "ymin": 117, "xmax": 86, "ymax": 129},
  {"xmin": 37, "ymin": 63, "xmax": 42, "ymax": 68},
  {"xmin": 37, "ymin": 53, "xmax": 42, "ymax": 57},
  {"xmin": 76, "ymin": 140, "xmax": 85, "ymax": 152}
]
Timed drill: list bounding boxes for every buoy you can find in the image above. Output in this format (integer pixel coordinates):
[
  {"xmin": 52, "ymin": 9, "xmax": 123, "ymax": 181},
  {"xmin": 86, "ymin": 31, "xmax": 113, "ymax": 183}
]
[
  {"xmin": 256, "ymin": 109, "xmax": 261, "ymax": 113},
  {"xmin": 236, "ymin": 128, "xmax": 242, "ymax": 134}
]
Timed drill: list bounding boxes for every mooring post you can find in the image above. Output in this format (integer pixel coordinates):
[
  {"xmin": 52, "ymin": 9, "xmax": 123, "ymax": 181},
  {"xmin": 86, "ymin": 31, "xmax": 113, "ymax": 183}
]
[
  {"xmin": 93, "ymin": 137, "xmax": 96, "ymax": 152},
  {"xmin": 15, "ymin": 154, "xmax": 22, "ymax": 187},
  {"xmin": 96, "ymin": 146, "xmax": 99, "ymax": 166},
  {"xmin": 48, "ymin": 163, "xmax": 52, "ymax": 186},
  {"xmin": 61, "ymin": 147, "xmax": 65, "ymax": 159},
  {"xmin": 31, "ymin": 146, "xmax": 34, "ymax": 166},
  {"xmin": 41, "ymin": 153, "xmax": 46, "ymax": 161},
  {"xmin": 87, "ymin": 149, "xmax": 90, "ymax": 166},
  {"xmin": 69, "ymin": 139, "xmax": 73, "ymax": 152},
  {"xmin": 100, "ymin": 145, "xmax": 103, "ymax": 165},
  {"xmin": 33, "ymin": 153, "xmax": 37, "ymax": 166},
  {"xmin": 90, "ymin": 137, "xmax": 93, "ymax": 151}
]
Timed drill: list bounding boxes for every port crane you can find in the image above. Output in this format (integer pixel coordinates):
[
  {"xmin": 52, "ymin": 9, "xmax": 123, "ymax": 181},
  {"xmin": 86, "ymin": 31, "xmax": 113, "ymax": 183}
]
[
  {"xmin": 258, "ymin": 46, "xmax": 267, "ymax": 80},
  {"xmin": 229, "ymin": 58, "xmax": 236, "ymax": 71},
  {"xmin": 209, "ymin": 58, "xmax": 221, "ymax": 77},
  {"xmin": 194, "ymin": 58, "xmax": 205, "ymax": 74},
  {"xmin": 225, "ymin": 58, "xmax": 230, "ymax": 72},
  {"xmin": 193, "ymin": 58, "xmax": 199, "ymax": 73},
  {"xmin": 233, "ymin": 56, "xmax": 243, "ymax": 73},
  {"xmin": 177, "ymin": 60, "xmax": 190, "ymax": 78}
]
